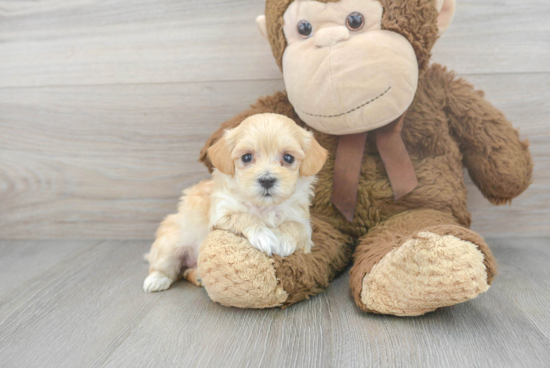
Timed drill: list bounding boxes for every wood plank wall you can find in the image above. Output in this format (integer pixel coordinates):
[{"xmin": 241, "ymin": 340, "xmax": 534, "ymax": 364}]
[{"xmin": 0, "ymin": 0, "xmax": 548, "ymax": 239}]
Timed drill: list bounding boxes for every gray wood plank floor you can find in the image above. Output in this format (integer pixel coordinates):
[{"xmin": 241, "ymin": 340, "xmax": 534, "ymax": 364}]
[{"xmin": 0, "ymin": 239, "xmax": 549, "ymax": 368}]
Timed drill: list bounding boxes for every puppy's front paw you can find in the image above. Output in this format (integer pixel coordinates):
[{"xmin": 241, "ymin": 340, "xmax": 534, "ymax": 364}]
[
  {"xmin": 246, "ymin": 227, "xmax": 280, "ymax": 256},
  {"xmin": 298, "ymin": 239, "xmax": 314, "ymax": 254},
  {"xmin": 276, "ymin": 231, "xmax": 298, "ymax": 257},
  {"xmin": 143, "ymin": 272, "xmax": 174, "ymax": 293}
]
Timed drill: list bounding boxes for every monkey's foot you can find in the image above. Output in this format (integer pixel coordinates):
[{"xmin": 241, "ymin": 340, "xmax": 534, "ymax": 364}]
[{"xmin": 360, "ymin": 228, "xmax": 495, "ymax": 316}]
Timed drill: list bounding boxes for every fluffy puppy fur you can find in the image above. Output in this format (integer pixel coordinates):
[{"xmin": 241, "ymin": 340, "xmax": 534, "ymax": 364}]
[{"xmin": 143, "ymin": 113, "xmax": 328, "ymax": 292}]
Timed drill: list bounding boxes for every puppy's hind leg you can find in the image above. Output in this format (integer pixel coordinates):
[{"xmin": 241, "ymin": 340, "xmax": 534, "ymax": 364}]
[
  {"xmin": 144, "ymin": 180, "xmax": 212, "ymax": 293},
  {"xmin": 183, "ymin": 267, "xmax": 203, "ymax": 287},
  {"xmin": 144, "ymin": 214, "xmax": 186, "ymax": 293}
]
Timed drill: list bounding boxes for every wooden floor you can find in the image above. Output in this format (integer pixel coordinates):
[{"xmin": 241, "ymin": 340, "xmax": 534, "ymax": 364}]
[
  {"xmin": 1, "ymin": 1, "xmax": 549, "ymax": 367},
  {"xmin": 0, "ymin": 238, "xmax": 549, "ymax": 368}
]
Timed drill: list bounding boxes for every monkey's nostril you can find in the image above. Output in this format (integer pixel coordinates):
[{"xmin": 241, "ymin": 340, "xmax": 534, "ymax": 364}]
[{"xmin": 259, "ymin": 177, "xmax": 277, "ymax": 189}]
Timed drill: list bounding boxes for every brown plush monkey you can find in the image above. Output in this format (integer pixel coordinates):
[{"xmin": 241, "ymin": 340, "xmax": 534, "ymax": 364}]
[{"xmin": 196, "ymin": 0, "xmax": 533, "ymax": 316}]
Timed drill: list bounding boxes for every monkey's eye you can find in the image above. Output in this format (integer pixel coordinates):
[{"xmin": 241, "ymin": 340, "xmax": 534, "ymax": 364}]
[
  {"xmin": 297, "ymin": 20, "xmax": 313, "ymax": 38},
  {"xmin": 346, "ymin": 12, "xmax": 365, "ymax": 31},
  {"xmin": 242, "ymin": 154, "xmax": 253, "ymax": 163},
  {"xmin": 283, "ymin": 154, "xmax": 295, "ymax": 164}
]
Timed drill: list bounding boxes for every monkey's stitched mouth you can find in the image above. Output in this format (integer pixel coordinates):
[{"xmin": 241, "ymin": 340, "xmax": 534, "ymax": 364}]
[{"xmin": 298, "ymin": 86, "xmax": 392, "ymax": 118}]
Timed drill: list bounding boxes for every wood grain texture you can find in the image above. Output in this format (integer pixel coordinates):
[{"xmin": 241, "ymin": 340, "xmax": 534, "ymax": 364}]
[
  {"xmin": 0, "ymin": 80, "xmax": 285, "ymax": 238},
  {"xmin": 0, "ymin": 240, "xmax": 163, "ymax": 368},
  {"xmin": 0, "ymin": 0, "xmax": 549, "ymax": 88},
  {"xmin": 0, "ymin": 239, "xmax": 549, "ymax": 368},
  {"xmin": 0, "ymin": 240, "xmax": 100, "ymax": 295},
  {"xmin": 0, "ymin": 0, "xmax": 549, "ymax": 239},
  {"xmin": 1, "ymin": 74, "xmax": 548, "ymax": 239}
]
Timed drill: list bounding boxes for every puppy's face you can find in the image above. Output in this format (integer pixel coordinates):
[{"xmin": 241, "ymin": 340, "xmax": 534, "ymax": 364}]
[{"xmin": 207, "ymin": 114, "xmax": 328, "ymax": 205}]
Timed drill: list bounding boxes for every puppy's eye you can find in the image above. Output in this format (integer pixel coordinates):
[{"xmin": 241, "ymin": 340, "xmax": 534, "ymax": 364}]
[
  {"xmin": 297, "ymin": 20, "xmax": 313, "ymax": 38},
  {"xmin": 283, "ymin": 154, "xmax": 295, "ymax": 164},
  {"xmin": 346, "ymin": 12, "xmax": 365, "ymax": 31},
  {"xmin": 242, "ymin": 154, "xmax": 253, "ymax": 163}
]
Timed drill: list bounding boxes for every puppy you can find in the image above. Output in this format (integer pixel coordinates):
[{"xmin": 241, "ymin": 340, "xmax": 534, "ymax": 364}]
[{"xmin": 143, "ymin": 113, "xmax": 328, "ymax": 292}]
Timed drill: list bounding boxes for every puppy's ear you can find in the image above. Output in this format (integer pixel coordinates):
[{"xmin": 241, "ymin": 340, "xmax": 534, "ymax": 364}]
[
  {"xmin": 207, "ymin": 131, "xmax": 235, "ymax": 176},
  {"xmin": 300, "ymin": 133, "xmax": 328, "ymax": 177}
]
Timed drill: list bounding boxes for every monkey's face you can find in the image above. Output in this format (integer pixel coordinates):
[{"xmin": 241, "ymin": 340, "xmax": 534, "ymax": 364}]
[{"xmin": 281, "ymin": 0, "xmax": 418, "ymax": 135}]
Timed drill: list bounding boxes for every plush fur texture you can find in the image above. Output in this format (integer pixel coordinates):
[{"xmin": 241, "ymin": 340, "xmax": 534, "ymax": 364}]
[
  {"xmin": 361, "ymin": 231, "xmax": 490, "ymax": 316},
  {"xmin": 199, "ymin": 63, "xmax": 531, "ymax": 312},
  {"xmin": 199, "ymin": 217, "xmax": 352, "ymax": 308},
  {"xmin": 198, "ymin": 230, "xmax": 289, "ymax": 308},
  {"xmin": 272, "ymin": 216, "xmax": 353, "ymax": 306},
  {"xmin": 197, "ymin": 0, "xmax": 533, "ymax": 314},
  {"xmin": 349, "ymin": 209, "xmax": 498, "ymax": 313},
  {"xmin": 201, "ymin": 66, "xmax": 532, "ymax": 234}
]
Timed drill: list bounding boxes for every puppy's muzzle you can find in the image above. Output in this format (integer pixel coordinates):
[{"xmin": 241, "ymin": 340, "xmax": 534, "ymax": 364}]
[{"xmin": 258, "ymin": 177, "xmax": 277, "ymax": 189}]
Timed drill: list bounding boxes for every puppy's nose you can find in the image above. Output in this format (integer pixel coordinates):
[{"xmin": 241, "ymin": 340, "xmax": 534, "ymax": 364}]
[{"xmin": 259, "ymin": 177, "xmax": 276, "ymax": 189}]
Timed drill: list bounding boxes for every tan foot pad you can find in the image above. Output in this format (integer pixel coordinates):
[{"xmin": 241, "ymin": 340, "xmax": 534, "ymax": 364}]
[
  {"xmin": 361, "ymin": 231, "xmax": 490, "ymax": 316},
  {"xmin": 198, "ymin": 230, "xmax": 288, "ymax": 309}
]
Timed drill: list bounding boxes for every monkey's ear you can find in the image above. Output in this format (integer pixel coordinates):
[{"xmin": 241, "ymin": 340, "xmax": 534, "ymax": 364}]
[
  {"xmin": 436, "ymin": 0, "xmax": 456, "ymax": 34},
  {"xmin": 207, "ymin": 133, "xmax": 235, "ymax": 176},
  {"xmin": 300, "ymin": 134, "xmax": 328, "ymax": 177},
  {"xmin": 256, "ymin": 15, "xmax": 268, "ymax": 40}
]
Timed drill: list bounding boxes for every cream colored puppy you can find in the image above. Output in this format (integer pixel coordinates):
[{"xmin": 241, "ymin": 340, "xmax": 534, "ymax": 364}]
[{"xmin": 143, "ymin": 113, "xmax": 328, "ymax": 293}]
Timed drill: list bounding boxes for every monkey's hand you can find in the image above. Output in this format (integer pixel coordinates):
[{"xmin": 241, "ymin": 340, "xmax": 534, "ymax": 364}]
[{"xmin": 445, "ymin": 72, "xmax": 533, "ymax": 205}]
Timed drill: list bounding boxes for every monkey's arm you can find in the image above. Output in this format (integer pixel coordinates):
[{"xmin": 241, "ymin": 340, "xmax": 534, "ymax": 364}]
[
  {"xmin": 199, "ymin": 92, "xmax": 297, "ymax": 171},
  {"xmin": 445, "ymin": 76, "xmax": 533, "ymax": 205}
]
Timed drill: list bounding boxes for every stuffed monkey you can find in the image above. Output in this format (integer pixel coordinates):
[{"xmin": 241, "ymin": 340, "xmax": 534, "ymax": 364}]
[{"xmin": 196, "ymin": 0, "xmax": 533, "ymax": 316}]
